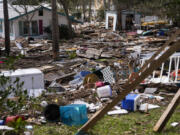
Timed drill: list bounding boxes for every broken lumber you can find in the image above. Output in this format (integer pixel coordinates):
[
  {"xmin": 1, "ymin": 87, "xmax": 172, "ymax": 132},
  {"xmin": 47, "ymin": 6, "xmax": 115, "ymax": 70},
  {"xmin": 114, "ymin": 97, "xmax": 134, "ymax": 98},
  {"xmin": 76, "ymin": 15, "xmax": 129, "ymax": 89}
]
[
  {"xmin": 77, "ymin": 31, "xmax": 180, "ymax": 133},
  {"xmin": 56, "ymin": 72, "xmax": 76, "ymax": 81},
  {"xmin": 140, "ymin": 29, "xmax": 180, "ymax": 73},
  {"xmin": 153, "ymin": 89, "xmax": 180, "ymax": 132}
]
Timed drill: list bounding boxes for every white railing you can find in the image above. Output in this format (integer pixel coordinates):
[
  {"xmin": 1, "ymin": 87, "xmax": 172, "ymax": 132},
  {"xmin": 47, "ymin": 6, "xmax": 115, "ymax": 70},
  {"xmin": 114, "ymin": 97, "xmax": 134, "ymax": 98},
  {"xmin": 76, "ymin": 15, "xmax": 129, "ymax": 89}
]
[{"xmin": 140, "ymin": 52, "xmax": 180, "ymax": 84}]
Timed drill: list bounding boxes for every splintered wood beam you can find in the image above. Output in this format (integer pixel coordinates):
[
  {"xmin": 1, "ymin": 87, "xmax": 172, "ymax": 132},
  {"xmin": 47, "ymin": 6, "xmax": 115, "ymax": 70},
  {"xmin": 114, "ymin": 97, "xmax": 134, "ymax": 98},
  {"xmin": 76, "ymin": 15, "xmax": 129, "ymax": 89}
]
[
  {"xmin": 77, "ymin": 32, "xmax": 180, "ymax": 133},
  {"xmin": 139, "ymin": 29, "xmax": 180, "ymax": 73},
  {"xmin": 153, "ymin": 89, "xmax": 180, "ymax": 132}
]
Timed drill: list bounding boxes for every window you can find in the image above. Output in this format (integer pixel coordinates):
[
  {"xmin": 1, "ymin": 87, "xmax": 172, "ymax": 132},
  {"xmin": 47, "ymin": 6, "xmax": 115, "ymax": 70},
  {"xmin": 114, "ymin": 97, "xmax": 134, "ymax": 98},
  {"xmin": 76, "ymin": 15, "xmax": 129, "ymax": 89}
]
[
  {"xmin": 19, "ymin": 21, "xmax": 39, "ymax": 36},
  {"xmin": 39, "ymin": 9, "xmax": 43, "ymax": 16},
  {"xmin": 32, "ymin": 21, "xmax": 38, "ymax": 35},
  {"xmin": 19, "ymin": 21, "xmax": 23, "ymax": 35},
  {"xmin": 10, "ymin": 22, "xmax": 13, "ymax": 34},
  {"xmin": 23, "ymin": 21, "xmax": 30, "ymax": 35},
  {"xmin": 0, "ymin": 20, "xmax": 3, "ymax": 32}
]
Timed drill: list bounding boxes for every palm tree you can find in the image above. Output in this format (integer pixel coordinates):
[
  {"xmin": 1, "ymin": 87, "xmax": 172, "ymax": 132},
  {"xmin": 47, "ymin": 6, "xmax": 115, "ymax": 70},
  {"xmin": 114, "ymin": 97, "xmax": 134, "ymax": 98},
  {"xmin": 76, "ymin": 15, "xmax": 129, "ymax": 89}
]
[{"xmin": 3, "ymin": 0, "xmax": 10, "ymax": 56}]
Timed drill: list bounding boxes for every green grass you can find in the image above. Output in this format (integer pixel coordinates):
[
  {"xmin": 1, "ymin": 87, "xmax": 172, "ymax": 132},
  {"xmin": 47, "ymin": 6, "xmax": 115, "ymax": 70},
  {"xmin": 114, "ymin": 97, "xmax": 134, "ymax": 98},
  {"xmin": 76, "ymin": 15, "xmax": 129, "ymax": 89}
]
[{"xmin": 34, "ymin": 105, "xmax": 180, "ymax": 135}]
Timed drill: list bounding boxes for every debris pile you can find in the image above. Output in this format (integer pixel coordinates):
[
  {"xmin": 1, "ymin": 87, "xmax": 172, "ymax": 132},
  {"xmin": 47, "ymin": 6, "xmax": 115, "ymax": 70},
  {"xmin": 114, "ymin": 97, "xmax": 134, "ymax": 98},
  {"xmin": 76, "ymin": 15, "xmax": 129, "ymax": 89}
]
[{"xmin": 0, "ymin": 22, "xmax": 180, "ymax": 134}]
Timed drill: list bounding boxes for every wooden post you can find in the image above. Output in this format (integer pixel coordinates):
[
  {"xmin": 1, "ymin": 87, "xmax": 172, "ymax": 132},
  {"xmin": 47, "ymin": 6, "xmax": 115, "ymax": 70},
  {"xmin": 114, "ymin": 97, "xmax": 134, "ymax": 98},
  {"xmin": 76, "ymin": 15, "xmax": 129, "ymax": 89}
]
[
  {"xmin": 153, "ymin": 89, "xmax": 180, "ymax": 132},
  {"xmin": 139, "ymin": 29, "xmax": 180, "ymax": 73},
  {"xmin": 77, "ymin": 30, "xmax": 180, "ymax": 133}
]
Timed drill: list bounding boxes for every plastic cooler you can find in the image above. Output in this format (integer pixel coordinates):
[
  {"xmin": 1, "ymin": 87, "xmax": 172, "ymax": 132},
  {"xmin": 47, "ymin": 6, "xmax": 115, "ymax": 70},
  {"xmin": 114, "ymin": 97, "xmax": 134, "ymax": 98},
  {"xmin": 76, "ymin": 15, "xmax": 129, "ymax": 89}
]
[
  {"xmin": 122, "ymin": 94, "xmax": 140, "ymax": 111},
  {"xmin": 60, "ymin": 104, "xmax": 88, "ymax": 126}
]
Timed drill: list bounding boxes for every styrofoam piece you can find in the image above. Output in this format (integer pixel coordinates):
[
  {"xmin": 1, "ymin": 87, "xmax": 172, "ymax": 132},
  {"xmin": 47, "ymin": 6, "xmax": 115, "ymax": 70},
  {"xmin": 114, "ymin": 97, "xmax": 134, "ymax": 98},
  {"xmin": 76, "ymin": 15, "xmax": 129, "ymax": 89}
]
[
  {"xmin": 154, "ymin": 95, "xmax": 164, "ymax": 100},
  {"xmin": 89, "ymin": 103, "xmax": 101, "ymax": 111},
  {"xmin": 114, "ymin": 106, "xmax": 121, "ymax": 110},
  {"xmin": 150, "ymin": 76, "xmax": 169, "ymax": 83},
  {"xmin": 40, "ymin": 101, "xmax": 48, "ymax": 108},
  {"xmin": 73, "ymin": 100, "xmax": 101, "ymax": 111},
  {"xmin": 144, "ymin": 88, "xmax": 157, "ymax": 94},
  {"xmin": 137, "ymin": 30, "xmax": 143, "ymax": 34},
  {"xmin": 139, "ymin": 103, "xmax": 160, "ymax": 111},
  {"xmin": 171, "ymin": 122, "xmax": 179, "ymax": 127},
  {"xmin": 140, "ymin": 93, "xmax": 155, "ymax": 99},
  {"xmin": 107, "ymin": 109, "xmax": 128, "ymax": 115},
  {"xmin": 0, "ymin": 126, "xmax": 14, "ymax": 130},
  {"xmin": 29, "ymin": 44, "xmax": 43, "ymax": 47}
]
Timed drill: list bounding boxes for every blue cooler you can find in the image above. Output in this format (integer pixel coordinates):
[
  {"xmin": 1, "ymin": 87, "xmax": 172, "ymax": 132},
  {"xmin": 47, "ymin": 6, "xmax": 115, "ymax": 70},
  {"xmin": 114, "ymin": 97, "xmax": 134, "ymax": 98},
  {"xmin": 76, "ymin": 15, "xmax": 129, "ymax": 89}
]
[
  {"xmin": 122, "ymin": 94, "xmax": 140, "ymax": 111},
  {"xmin": 60, "ymin": 104, "xmax": 88, "ymax": 126}
]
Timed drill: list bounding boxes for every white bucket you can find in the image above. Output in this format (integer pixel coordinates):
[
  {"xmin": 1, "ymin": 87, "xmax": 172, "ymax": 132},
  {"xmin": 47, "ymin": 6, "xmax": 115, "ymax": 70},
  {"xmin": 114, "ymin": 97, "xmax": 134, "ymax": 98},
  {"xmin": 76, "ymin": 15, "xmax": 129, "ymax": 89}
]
[{"xmin": 97, "ymin": 85, "xmax": 112, "ymax": 98}]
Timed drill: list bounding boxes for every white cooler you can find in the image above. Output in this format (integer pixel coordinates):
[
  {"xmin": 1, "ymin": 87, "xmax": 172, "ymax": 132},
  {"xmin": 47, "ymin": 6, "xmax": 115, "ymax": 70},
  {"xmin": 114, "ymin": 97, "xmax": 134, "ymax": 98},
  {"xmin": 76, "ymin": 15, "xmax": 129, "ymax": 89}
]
[{"xmin": 1, "ymin": 68, "xmax": 44, "ymax": 97}]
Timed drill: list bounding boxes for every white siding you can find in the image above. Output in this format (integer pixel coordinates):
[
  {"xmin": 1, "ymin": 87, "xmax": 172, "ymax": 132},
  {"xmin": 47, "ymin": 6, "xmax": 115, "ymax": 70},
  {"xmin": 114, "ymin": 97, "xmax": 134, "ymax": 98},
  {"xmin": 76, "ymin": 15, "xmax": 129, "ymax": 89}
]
[
  {"xmin": 0, "ymin": 21, "xmax": 16, "ymax": 40},
  {"xmin": 2, "ymin": 8, "xmax": 68, "ymax": 39}
]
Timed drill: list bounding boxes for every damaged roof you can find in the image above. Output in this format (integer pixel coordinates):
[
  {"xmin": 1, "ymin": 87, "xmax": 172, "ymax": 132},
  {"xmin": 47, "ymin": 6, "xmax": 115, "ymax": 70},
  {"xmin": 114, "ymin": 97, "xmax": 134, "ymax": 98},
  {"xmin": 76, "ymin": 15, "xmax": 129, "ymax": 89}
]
[{"xmin": 0, "ymin": 3, "xmax": 82, "ymax": 23}]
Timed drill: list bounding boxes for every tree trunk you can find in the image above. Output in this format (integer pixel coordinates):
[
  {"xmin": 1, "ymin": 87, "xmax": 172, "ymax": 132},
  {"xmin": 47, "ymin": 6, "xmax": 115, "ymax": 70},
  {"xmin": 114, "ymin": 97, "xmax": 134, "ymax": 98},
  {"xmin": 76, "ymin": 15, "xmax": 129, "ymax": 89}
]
[
  {"xmin": 82, "ymin": 0, "xmax": 86, "ymax": 22},
  {"xmin": 107, "ymin": 0, "xmax": 111, "ymax": 10},
  {"xmin": 103, "ymin": 0, "xmax": 107, "ymax": 10},
  {"xmin": 51, "ymin": 0, "xmax": 59, "ymax": 60},
  {"xmin": 3, "ymin": 0, "xmax": 10, "ymax": 56},
  {"xmin": 59, "ymin": 0, "xmax": 73, "ymax": 38},
  {"xmin": 88, "ymin": 0, "xmax": 92, "ymax": 22}
]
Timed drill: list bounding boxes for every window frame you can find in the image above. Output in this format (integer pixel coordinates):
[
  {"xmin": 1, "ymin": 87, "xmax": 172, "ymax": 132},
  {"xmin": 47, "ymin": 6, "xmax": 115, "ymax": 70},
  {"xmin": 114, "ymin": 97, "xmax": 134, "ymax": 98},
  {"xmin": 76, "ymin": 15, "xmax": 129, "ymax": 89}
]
[
  {"xmin": 0, "ymin": 20, "xmax": 3, "ymax": 32},
  {"xmin": 38, "ymin": 9, "xmax": 43, "ymax": 16}
]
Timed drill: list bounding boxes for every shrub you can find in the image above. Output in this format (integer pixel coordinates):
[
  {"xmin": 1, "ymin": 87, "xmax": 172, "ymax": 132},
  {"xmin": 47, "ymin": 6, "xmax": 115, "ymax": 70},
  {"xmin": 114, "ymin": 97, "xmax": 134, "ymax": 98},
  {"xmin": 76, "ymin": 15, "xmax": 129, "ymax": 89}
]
[
  {"xmin": 44, "ymin": 25, "xmax": 75, "ymax": 40},
  {"xmin": 59, "ymin": 24, "xmax": 75, "ymax": 40}
]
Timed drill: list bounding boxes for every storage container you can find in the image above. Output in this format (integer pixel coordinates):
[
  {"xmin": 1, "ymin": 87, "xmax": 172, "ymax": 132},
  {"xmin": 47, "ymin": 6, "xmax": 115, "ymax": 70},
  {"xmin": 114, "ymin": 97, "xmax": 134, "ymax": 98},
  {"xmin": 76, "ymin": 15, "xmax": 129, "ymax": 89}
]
[
  {"xmin": 122, "ymin": 94, "xmax": 140, "ymax": 111},
  {"xmin": 1, "ymin": 68, "xmax": 44, "ymax": 90},
  {"xmin": 97, "ymin": 85, "xmax": 112, "ymax": 98},
  {"xmin": 60, "ymin": 104, "xmax": 88, "ymax": 126}
]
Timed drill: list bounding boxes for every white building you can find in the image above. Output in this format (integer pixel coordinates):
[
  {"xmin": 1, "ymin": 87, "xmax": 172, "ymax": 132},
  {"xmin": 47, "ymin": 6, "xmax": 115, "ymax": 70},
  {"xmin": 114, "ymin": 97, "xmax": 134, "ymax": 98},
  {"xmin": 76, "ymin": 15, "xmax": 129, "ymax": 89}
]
[
  {"xmin": 121, "ymin": 10, "xmax": 141, "ymax": 30},
  {"xmin": 105, "ymin": 10, "xmax": 141, "ymax": 31},
  {"xmin": 0, "ymin": 4, "xmax": 81, "ymax": 40}
]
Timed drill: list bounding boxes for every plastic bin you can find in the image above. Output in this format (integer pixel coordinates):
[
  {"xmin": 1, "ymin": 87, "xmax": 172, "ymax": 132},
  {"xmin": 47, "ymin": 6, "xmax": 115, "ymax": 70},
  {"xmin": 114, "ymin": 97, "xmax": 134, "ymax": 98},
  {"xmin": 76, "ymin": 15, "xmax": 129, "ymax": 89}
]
[
  {"xmin": 60, "ymin": 104, "xmax": 88, "ymax": 126},
  {"xmin": 122, "ymin": 94, "xmax": 140, "ymax": 111}
]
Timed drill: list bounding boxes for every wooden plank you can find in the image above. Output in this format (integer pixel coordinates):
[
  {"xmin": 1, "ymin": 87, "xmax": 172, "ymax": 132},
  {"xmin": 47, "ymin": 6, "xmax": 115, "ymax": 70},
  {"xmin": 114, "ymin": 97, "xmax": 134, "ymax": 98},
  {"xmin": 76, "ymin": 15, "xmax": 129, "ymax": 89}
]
[
  {"xmin": 77, "ymin": 34, "xmax": 180, "ymax": 133},
  {"xmin": 124, "ymin": 29, "xmax": 180, "ymax": 87},
  {"xmin": 139, "ymin": 29, "xmax": 180, "ymax": 73},
  {"xmin": 56, "ymin": 72, "xmax": 76, "ymax": 81},
  {"xmin": 153, "ymin": 89, "xmax": 180, "ymax": 132}
]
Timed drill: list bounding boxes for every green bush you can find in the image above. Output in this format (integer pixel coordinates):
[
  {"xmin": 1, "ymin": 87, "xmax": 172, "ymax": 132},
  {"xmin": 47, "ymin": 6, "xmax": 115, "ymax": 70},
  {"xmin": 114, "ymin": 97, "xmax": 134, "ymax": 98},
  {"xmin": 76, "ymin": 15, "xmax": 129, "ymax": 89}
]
[
  {"xmin": 0, "ymin": 57, "xmax": 28, "ymax": 115},
  {"xmin": 44, "ymin": 25, "xmax": 75, "ymax": 40},
  {"xmin": 59, "ymin": 24, "xmax": 75, "ymax": 40}
]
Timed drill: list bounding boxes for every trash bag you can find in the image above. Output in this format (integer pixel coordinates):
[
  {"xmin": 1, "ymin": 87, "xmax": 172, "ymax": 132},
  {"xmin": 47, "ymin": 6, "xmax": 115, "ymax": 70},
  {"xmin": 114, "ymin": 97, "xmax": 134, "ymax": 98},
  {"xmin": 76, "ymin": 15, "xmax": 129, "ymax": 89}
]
[{"xmin": 44, "ymin": 104, "xmax": 60, "ymax": 122}]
